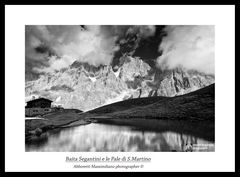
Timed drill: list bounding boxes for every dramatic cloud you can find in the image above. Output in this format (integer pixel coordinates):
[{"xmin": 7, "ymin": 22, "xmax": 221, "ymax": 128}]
[
  {"xmin": 33, "ymin": 55, "xmax": 76, "ymax": 73},
  {"xmin": 26, "ymin": 25, "xmax": 119, "ymax": 74},
  {"xmin": 156, "ymin": 26, "xmax": 215, "ymax": 74},
  {"xmin": 25, "ymin": 25, "xmax": 156, "ymax": 80}
]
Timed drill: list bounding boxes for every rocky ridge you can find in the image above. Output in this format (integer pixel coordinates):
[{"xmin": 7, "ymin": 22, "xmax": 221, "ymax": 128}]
[{"xmin": 25, "ymin": 56, "xmax": 214, "ymax": 111}]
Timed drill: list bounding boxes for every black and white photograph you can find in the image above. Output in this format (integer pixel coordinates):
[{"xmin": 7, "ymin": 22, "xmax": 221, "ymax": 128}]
[
  {"xmin": 4, "ymin": 5, "xmax": 235, "ymax": 172},
  {"xmin": 25, "ymin": 25, "xmax": 215, "ymax": 152}
]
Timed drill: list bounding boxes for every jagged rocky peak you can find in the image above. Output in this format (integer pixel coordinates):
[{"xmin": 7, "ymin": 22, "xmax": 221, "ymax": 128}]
[
  {"xmin": 156, "ymin": 67, "xmax": 215, "ymax": 97},
  {"xmin": 70, "ymin": 60, "xmax": 115, "ymax": 78},
  {"xmin": 25, "ymin": 56, "xmax": 215, "ymax": 111},
  {"xmin": 117, "ymin": 55, "xmax": 151, "ymax": 81}
]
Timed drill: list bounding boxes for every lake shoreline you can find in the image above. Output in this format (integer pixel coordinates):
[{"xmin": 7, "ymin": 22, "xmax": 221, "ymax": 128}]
[
  {"xmin": 26, "ymin": 116, "xmax": 214, "ymax": 144},
  {"xmin": 26, "ymin": 119, "xmax": 215, "ymax": 152},
  {"xmin": 25, "ymin": 109, "xmax": 90, "ymax": 143},
  {"xmin": 91, "ymin": 118, "xmax": 215, "ymax": 142},
  {"xmin": 25, "ymin": 119, "xmax": 91, "ymax": 143}
]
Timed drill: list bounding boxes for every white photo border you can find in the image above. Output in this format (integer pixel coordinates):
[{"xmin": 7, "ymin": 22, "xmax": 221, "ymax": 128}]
[{"xmin": 5, "ymin": 5, "xmax": 235, "ymax": 172}]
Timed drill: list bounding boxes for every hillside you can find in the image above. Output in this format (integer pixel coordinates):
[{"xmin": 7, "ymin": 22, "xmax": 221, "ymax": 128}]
[
  {"xmin": 87, "ymin": 96, "xmax": 168, "ymax": 114},
  {"xmin": 84, "ymin": 83, "xmax": 215, "ymax": 121}
]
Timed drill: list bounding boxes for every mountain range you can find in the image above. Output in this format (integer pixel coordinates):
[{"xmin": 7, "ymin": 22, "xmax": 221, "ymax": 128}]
[{"xmin": 25, "ymin": 55, "xmax": 215, "ymax": 111}]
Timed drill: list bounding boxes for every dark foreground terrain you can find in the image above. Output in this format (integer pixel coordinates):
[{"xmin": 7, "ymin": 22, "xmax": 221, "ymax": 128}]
[
  {"xmin": 86, "ymin": 84, "xmax": 214, "ymax": 120},
  {"xmin": 25, "ymin": 84, "xmax": 215, "ymax": 143}
]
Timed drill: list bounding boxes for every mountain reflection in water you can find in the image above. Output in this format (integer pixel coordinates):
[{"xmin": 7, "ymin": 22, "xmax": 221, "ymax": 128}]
[{"xmin": 25, "ymin": 123, "xmax": 214, "ymax": 152}]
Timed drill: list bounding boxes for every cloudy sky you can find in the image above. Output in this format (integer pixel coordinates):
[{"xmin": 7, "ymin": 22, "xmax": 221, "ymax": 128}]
[{"xmin": 25, "ymin": 25, "xmax": 214, "ymax": 81}]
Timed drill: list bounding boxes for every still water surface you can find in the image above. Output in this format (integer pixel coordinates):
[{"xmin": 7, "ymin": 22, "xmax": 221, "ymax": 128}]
[{"xmin": 26, "ymin": 123, "xmax": 214, "ymax": 152}]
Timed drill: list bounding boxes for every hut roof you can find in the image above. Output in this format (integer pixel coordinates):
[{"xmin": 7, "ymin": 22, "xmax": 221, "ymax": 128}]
[{"xmin": 26, "ymin": 97, "xmax": 53, "ymax": 103}]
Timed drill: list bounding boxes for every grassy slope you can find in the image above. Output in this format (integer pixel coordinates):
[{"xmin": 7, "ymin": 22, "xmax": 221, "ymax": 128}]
[
  {"xmin": 87, "ymin": 96, "xmax": 168, "ymax": 114},
  {"xmin": 25, "ymin": 109, "xmax": 83, "ymax": 133},
  {"xmin": 84, "ymin": 84, "xmax": 215, "ymax": 121}
]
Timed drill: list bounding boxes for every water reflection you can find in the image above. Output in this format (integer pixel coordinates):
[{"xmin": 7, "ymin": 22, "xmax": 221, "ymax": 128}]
[{"xmin": 26, "ymin": 123, "xmax": 214, "ymax": 152}]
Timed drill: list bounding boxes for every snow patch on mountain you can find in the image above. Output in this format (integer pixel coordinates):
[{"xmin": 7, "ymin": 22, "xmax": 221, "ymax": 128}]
[
  {"xmin": 113, "ymin": 68, "xmax": 121, "ymax": 78},
  {"xmin": 89, "ymin": 76, "xmax": 97, "ymax": 82}
]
